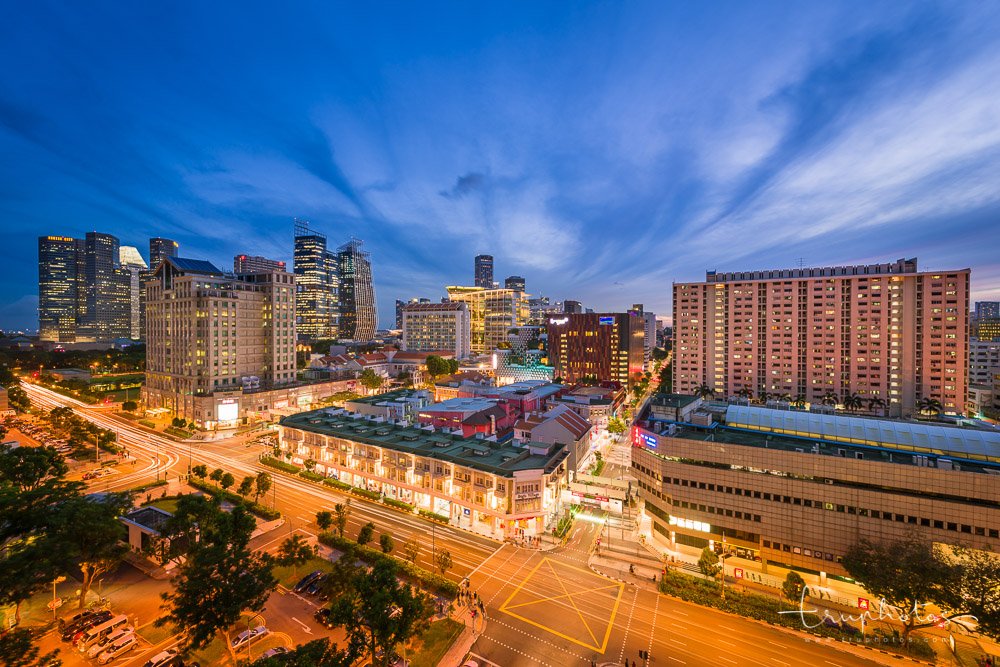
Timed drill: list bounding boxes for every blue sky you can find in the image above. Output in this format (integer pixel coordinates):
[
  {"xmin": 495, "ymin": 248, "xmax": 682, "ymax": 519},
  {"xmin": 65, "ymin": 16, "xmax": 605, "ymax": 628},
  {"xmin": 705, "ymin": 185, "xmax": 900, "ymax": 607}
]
[{"xmin": 2, "ymin": 1, "xmax": 1000, "ymax": 330}]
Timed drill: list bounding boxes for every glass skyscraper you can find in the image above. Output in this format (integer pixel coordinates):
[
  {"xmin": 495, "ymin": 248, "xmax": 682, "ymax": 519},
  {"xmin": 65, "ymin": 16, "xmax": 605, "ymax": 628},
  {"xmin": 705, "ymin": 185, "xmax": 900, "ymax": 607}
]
[
  {"xmin": 294, "ymin": 219, "xmax": 337, "ymax": 339},
  {"xmin": 337, "ymin": 238, "xmax": 376, "ymax": 341}
]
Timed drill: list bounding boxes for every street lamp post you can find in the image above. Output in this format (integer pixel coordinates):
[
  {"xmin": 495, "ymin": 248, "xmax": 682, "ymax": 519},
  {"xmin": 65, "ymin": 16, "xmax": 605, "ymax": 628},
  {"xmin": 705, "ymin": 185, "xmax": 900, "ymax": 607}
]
[{"xmin": 245, "ymin": 609, "xmax": 266, "ymax": 663}]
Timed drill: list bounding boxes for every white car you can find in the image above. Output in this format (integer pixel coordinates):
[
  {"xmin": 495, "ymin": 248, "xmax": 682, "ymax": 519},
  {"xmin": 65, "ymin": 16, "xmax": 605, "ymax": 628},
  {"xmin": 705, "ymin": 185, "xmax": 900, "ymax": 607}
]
[
  {"xmin": 97, "ymin": 633, "xmax": 136, "ymax": 664},
  {"xmin": 231, "ymin": 625, "xmax": 269, "ymax": 648},
  {"xmin": 143, "ymin": 649, "xmax": 180, "ymax": 667},
  {"xmin": 87, "ymin": 626, "xmax": 134, "ymax": 658}
]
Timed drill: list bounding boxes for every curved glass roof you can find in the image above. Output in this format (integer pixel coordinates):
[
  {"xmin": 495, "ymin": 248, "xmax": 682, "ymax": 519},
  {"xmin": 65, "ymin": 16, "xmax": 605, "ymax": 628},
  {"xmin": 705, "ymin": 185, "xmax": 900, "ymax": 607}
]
[{"xmin": 725, "ymin": 405, "xmax": 1000, "ymax": 463}]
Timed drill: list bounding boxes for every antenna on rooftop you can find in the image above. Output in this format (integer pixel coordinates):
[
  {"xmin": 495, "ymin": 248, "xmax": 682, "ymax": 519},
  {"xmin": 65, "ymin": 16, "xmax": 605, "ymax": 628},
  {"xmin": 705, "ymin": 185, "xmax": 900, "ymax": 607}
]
[{"xmin": 798, "ymin": 257, "xmax": 805, "ymax": 269}]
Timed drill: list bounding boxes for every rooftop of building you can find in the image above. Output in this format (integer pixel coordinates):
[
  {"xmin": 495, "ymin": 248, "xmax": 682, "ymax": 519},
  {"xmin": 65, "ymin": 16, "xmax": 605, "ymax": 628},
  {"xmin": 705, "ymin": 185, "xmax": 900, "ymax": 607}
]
[
  {"xmin": 402, "ymin": 302, "xmax": 467, "ymax": 312},
  {"xmin": 345, "ymin": 389, "xmax": 429, "ymax": 406},
  {"xmin": 280, "ymin": 408, "xmax": 569, "ymax": 476},
  {"xmin": 515, "ymin": 405, "xmax": 592, "ymax": 439},
  {"xmin": 163, "ymin": 257, "xmax": 225, "ymax": 275},
  {"xmin": 643, "ymin": 401, "xmax": 1000, "ymax": 470},
  {"xmin": 420, "ymin": 397, "xmax": 501, "ymax": 414},
  {"xmin": 123, "ymin": 506, "xmax": 172, "ymax": 533},
  {"xmin": 650, "ymin": 394, "xmax": 701, "ymax": 409},
  {"xmin": 692, "ymin": 257, "xmax": 970, "ymax": 284}
]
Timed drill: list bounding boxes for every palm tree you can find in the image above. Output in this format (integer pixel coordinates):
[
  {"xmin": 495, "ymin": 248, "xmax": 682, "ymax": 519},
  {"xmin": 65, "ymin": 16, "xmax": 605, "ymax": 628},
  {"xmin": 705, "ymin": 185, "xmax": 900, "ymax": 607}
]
[
  {"xmin": 917, "ymin": 396, "xmax": 943, "ymax": 416},
  {"xmin": 735, "ymin": 387, "xmax": 753, "ymax": 402},
  {"xmin": 792, "ymin": 394, "xmax": 807, "ymax": 409},
  {"xmin": 821, "ymin": 391, "xmax": 839, "ymax": 407},
  {"xmin": 694, "ymin": 383, "xmax": 715, "ymax": 400},
  {"xmin": 757, "ymin": 388, "xmax": 772, "ymax": 404},
  {"xmin": 867, "ymin": 396, "xmax": 886, "ymax": 415},
  {"xmin": 778, "ymin": 393, "xmax": 792, "ymax": 404},
  {"xmin": 842, "ymin": 393, "xmax": 863, "ymax": 413}
]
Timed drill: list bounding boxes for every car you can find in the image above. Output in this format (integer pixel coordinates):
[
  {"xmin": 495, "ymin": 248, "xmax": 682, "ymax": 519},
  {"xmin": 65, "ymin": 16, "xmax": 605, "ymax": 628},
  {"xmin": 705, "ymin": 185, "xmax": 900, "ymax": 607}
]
[
  {"xmin": 58, "ymin": 609, "xmax": 97, "ymax": 631},
  {"xmin": 61, "ymin": 610, "xmax": 111, "ymax": 642},
  {"xmin": 231, "ymin": 625, "xmax": 269, "ymax": 649},
  {"xmin": 462, "ymin": 662, "xmax": 480, "ymax": 667},
  {"xmin": 86, "ymin": 625, "xmax": 134, "ymax": 659},
  {"xmin": 313, "ymin": 607, "xmax": 334, "ymax": 628},
  {"xmin": 143, "ymin": 649, "xmax": 180, "ymax": 667},
  {"xmin": 305, "ymin": 574, "xmax": 328, "ymax": 595},
  {"xmin": 260, "ymin": 647, "xmax": 291, "ymax": 658},
  {"xmin": 97, "ymin": 633, "xmax": 136, "ymax": 664},
  {"xmin": 293, "ymin": 570, "xmax": 323, "ymax": 593}
]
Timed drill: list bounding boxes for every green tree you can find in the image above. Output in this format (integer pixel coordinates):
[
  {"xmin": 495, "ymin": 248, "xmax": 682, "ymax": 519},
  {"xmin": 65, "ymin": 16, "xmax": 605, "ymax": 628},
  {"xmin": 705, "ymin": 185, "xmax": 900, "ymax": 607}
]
[
  {"xmin": 359, "ymin": 369, "xmax": 384, "ymax": 394},
  {"xmin": 237, "ymin": 476, "xmax": 255, "ymax": 498},
  {"xmin": 446, "ymin": 358, "xmax": 459, "ymax": 374},
  {"xmin": 6, "ymin": 384, "xmax": 30, "ymax": 412},
  {"xmin": 334, "ymin": 501, "xmax": 351, "ymax": 538},
  {"xmin": 0, "ymin": 443, "xmax": 81, "ymax": 624},
  {"xmin": 917, "ymin": 396, "xmax": 943, "ymax": 416},
  {"xmin": 192, "ymin": 464, "xmax": 208, "ymax": 480},
  {"xmin": 53, "ymin": 492, "xmax": 132, "ymax": 609},
  {"xmin": 320, "ymin": 553, "xmax": 362, "ymax": 602},
  {"xmin": 424, "ymin": 355, "xmax": 450, "ymax": 379},
  {"xmin": 0, "ymin": 627, "xmax": 63, "ymax": 667},
  {"xmin": 396, "ymin": 371, "xmax": 413, "ymax": 388},
  {"xmin": 697, "ymin": 547, "xmax": 721, "ymax": 579},
  {"xmin": 842, "ymin": 536, "xmax": 954, "ymax": 641},
  {"xmin": 219, "ymin": 472, "xmax": 235, "ymax": 491},
  {"xmin": 782, "ymin": 571, "xmax": 806, "ymax": 602},
  {"xmin": 304, "ymin": 458, "xmax": 317, "ymax": 473},
  {"xmin": 607, "ymin": 417, "xmax": 627, "ymax": 435},
  {"xmin": 694, "ymin": 383, "xmax": 715, "ymax": 400},
  {"xmin": 209, "ymin": 468, "xmax": 224, "ymax": 483},
  {"xmin": 254, "ymin": 472, "xmax": 272, "ymax": 503},
  {"xmin": 379, "ymin": 533, "xmax": 394, "ymax": 554},
  {"xmin": 316, "ymin": 510, "xmax": 334, "ymax": 532},
  {"xmin": 401, "ymin": 540, "xmax": 419, "ymax": 565},
  {"xmin": 250, "ymin": 638, "xmax": 354, "ymax": 667},
  {"xmin": 941, "ymin": 546, "xmax": 1000, "ymax": 640},
  {"xmin": 435, "ymin": 550, "xmax": 453, "ymax": 576},
  {"xmin": 159, "ymin": 501, "xmax": 277, "ymax": 651},
  {"xmin": 357, "ymin": 521, "xmax": 375, "ymax": 546},
  {"xmin": 278, "ymin": 534, "xmax": 315, "ymax": 578},
  {"xmin": 121, "ymin": 400, "xmax": 138, "ymax": 412},
  {"xmin": 327, "ymin": 560, "xmax": 432, "ymax": 667}
]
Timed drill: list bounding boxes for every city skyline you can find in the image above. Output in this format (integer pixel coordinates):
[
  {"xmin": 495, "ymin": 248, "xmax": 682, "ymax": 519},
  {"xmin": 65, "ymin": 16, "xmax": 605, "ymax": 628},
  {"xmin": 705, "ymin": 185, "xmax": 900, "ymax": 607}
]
[{"xmin": 4, "ymin": 3, "xmax": 1000, "ymax": 331}]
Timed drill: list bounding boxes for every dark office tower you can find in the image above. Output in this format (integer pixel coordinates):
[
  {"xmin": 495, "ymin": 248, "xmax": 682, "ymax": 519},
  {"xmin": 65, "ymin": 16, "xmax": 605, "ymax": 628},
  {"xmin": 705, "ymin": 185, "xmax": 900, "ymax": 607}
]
[
  {"xmin": 563, "ymin": 300, "xmax": 583, "ymax": 314},
  {"xmin": 475, "ymin": 254, "xmax": 494, "ymax": 288},
  {"xmin": 78, "ymin": 232, "xmax": 132, "ymax": 342},
  {"xmin": 974, "ymin": 301, "xmax": 1000, "ymax": 341},
  {"xmin": 337, "ymin": 238, "xmax": 376, "ymax": 341},
  {"xmin": 505, "ymin": 275, "xmax": 525, "ymax": 292},
  {"xmin": 149, "ymin": 237, "xmax": 179, "ymax": 270},
  {"xmin": 294, "ymin": 219, "xmax": 337, "ymax": 339},
  {"xmin": 38, "ymin": 236, "xmax": 81, "ymax": 342},
  {"xmin": 234, "ymin": 254, "xmax": 286, "ymax": 274}
]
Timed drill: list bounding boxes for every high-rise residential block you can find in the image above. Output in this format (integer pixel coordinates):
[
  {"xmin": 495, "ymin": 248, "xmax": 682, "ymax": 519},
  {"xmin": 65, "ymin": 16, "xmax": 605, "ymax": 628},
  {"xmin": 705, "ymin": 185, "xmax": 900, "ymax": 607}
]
[
  {"xmin": 672, "ymin": 258, "xmax": 970, "ymax": 416},
  {"xmin": 446, "ymin": 286, "xmax": 524, "ymax": 355},
  {"xmin": 234, "ymin": 254, "xmax": 286, "ymax": 274},
  {"xmin": 546, "ymin": 312, "xmax": 645, "ymax": 386},
  {"xmin": 118, "ymin": 246, "xmax": 148, "ymax": 340},
  {"xmin": 474, "ymin": 254, "xmax": 494, "ymax": 289},
  {"xmin": 336, "ymin": 239, "xmax": 376, "ymax": 341},
  {"xmin": 401, "ymin": 302, "xmax": 471, "ymax": 359},
  {"xmin": 505, "ymin": 275, "xmax": 525, "ymax": 292},
  {"xmin": 144, "ymin": 257, "xmax": 296, "ymax": 426},
  {"xmin": 969, "ymin": 338, "xmax": 1000, "ymax": 387},
  {"xmin": 395, "ymin": 297, "xmax": 430, "ymax": 329},
  {"xmin": 563, "ymin": 300, "xmax": 583, "ymax": 314},
  {"xmin": 148, "ymin": 237, "xmax": 178, "ymax": 269},
  {"xmin": 294, "ymin": 219, "xmax": 337, "ymax": 339}
]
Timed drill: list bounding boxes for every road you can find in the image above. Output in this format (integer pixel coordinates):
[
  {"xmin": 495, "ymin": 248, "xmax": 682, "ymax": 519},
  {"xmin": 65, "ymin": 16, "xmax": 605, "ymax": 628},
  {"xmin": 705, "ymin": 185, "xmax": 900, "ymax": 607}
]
[{"xmin": 466, "ymin": 511, "xmax": 886, "ymax": 667}]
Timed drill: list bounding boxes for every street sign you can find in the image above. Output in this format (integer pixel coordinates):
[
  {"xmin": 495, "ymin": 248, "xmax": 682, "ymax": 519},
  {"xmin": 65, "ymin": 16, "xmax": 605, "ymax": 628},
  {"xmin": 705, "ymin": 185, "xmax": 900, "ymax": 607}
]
[
  {"xmin": 858, "ymin": 597, "xmax": 869, "ymax": 610},
  {"xmin": 734, "ymin": 568, "xmax": 743, "ymax": 579}
]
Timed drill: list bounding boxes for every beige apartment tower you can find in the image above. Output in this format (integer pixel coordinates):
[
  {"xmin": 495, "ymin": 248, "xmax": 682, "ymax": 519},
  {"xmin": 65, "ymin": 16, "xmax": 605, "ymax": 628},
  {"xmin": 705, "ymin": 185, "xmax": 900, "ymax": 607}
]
[
  {"xmin": 445, "ymin": 286, "xmax": 526, "ymax": 355},
  {"xmin": 401, "ymin": 301, "xmax": 472, "ymax": 359},
  {"xmin": 144, "ymin": 257, "xmax": 297, "ymax": 427},
  {"xmin": 673, "ymin": 258, "xmax": 969, "ymax": 416}
]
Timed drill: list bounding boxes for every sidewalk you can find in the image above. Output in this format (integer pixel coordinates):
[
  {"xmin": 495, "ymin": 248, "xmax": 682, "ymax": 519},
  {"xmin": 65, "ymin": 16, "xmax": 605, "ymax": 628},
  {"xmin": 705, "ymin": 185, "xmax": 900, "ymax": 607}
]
[{"xmin": 437, "ymin": 591, "xmax": 486, "ymax": 667}]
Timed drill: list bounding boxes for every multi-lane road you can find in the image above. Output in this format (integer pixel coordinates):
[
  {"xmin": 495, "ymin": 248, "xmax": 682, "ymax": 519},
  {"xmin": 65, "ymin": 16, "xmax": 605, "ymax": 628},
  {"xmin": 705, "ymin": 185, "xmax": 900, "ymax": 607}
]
[{"xmin": 24, "ymin": 384, "xmax": 891, "ymax": 667}]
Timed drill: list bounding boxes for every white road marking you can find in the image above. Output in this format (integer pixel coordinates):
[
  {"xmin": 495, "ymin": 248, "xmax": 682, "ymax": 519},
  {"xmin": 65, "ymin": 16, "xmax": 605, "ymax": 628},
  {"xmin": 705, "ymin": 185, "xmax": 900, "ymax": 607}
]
[
  {"xmin": 771, "ymin": 659, "xmax": 790, "ymax": 666},
  {"xmin": 668, "ymin": 657, "xmax": 686, "ymax": 664},
  {"xmin": 290, "ymin": 617, "xmax": 312, "ymax": 634}
]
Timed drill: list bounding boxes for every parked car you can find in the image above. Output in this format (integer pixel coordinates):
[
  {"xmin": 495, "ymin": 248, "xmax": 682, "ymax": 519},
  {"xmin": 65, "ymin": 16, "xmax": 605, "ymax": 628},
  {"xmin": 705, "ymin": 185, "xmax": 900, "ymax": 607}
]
[
  {"xmin": 305, "ymin": 574, "xmax": 328, "ymax": 595},
  {"xmin": 231, "ymin": 625, "xmax": 269, "ymax": 649},
  {"xmin": 143, "ymin": 649, "xmax": 181, "ymax": 667},
  {"xmin": 61, "ymin": 610, "xmax": 112, "ymax": 642},
  {"xmin": 86, "ymin": 625, "xmax": 134, "ymax": 659},
  {"xmin": 314, "ymin": 607, "xmax": 334, "ymax": 628},
  {"xmin": 293, "ymin": 570, "xmax": 323, "ymax": 593},
  {"xmin": 97, "ymin": 633, "xmax": 137, "ymax": 664},
  {"xmin": 260, "ymin": 647, "xmax": 290, "ymax": 658},
  {"xmin": 58, "ymin": 609, "xmax": 97, "ymax": 631}
]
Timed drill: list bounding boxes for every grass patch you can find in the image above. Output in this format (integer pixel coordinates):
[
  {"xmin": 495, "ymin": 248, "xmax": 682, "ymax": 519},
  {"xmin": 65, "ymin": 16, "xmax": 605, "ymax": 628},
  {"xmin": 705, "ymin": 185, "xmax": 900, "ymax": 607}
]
[
  {"xmin": 318, "ymin": 533, "xmax": 458, "ymax": 597},
  {"xmin": 260, "ymin": 456, "xmax": 301, "ymax": 474},
  {"xmin": 139, "ymin": 419, "xmax": 158, "ymax": 429},
  {"xmin": 190, "ymin": 634, "xmax": 231, "ymax": 667},
  {"xmin": 147, "ymin": 498, "xmax": 179, "ymax": 514},
  {"xmin": 272, "ymin": 556, "xmax": 335, "ymax": 589},
  {"xmin": 408, "ymin": 617, "xmax": 463, "ymax": 667},
  {"xmin": 136, "ymin": 620, "xmax": 175, "ymax": 645},
  {"xmin": 128, "ymin": 479, "xmax": 168, "ymax": 494},
  {"xmin": 164, "ymin": 426, "xmax": 194, "ymax": 439}
]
